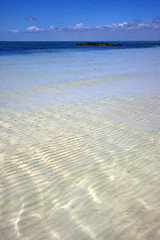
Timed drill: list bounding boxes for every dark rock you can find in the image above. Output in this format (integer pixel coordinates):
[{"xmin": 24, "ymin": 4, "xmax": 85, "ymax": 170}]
[{"xmin": 76, "ymin": 42, "xmax": 121, "ymax": 46}]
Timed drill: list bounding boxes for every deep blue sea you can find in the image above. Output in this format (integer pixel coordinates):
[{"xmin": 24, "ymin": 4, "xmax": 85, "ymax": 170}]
[
  {"xmin": 0, "ymin": 41, "xmax": 160, "ymax": 240},
  {"xmin": 0, "ymin": 41, "xmax": 160, "ymax": 55}
]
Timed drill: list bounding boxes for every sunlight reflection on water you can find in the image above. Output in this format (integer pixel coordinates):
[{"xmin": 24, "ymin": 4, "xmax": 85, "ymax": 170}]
[{"xmin": 0, "ymin": 46, "xmax": 160, "ymax": 240}]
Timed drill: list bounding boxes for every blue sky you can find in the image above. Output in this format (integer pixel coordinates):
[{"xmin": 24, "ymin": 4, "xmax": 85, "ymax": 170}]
[{"xmin": 0, "ymin": 0, "xmax": 160, "ymax": 40}]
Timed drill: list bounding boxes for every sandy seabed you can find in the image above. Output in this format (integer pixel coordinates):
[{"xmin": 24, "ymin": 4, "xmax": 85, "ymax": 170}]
[{"xmin": 0, "ymin": 90, "xmax": 160, "ymax": 240}]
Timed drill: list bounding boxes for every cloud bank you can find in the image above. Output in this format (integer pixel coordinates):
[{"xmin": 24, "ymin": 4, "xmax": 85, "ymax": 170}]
[
  {"xmin": 9, "ymin": 21, "xmax": 160, "ymax": 39},
  {"xmin": 24, "ymin": 22, "xmax": 160, "ymax": 33}
]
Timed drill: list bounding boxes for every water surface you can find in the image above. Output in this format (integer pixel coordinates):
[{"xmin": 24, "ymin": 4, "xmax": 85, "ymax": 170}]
[{"xmin": 0, "ymin": 42, "xmax": 160, "ymax": 240}]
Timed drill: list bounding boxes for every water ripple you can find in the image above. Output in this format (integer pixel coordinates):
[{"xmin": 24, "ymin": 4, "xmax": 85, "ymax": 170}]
[{"xmin": 0, "ymin": 94, "xmax": 160, "ymax": 240}]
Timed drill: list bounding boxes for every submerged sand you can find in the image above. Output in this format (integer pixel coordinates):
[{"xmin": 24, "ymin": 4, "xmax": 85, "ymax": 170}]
[{"xmin": 0, "ymin": 92, "xmax": 160, "ymax": 240}]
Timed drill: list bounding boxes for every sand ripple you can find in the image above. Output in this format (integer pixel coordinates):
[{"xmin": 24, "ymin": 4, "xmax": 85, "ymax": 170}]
[{"xmin": 0, "ymin": 93, "xmax": 160, "ymax": 240}]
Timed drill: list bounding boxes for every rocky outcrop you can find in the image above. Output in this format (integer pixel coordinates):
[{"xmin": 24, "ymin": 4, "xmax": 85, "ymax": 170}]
[{"xmin": 76, "ymin": 42, "xmax": 122, "ymax": 46}]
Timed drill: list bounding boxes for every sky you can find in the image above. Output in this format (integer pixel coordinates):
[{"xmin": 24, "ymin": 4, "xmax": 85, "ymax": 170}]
[{"xmin": 0, "ymin": 0, "xmax": 160, "ymax": 41}]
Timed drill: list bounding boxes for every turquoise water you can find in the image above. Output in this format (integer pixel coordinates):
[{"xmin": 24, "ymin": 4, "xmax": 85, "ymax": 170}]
[
  {"xmin": 0, "ymin": 42, "xmax": 160, "ymax": 240},
  {"xmin": 0, "ymin": 43, "xmax": 160, "ymax": 102}
]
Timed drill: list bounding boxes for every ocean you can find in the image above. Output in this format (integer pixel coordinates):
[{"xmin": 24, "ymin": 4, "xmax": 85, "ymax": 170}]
[{"xmin": 0, "ymin": 41, "xmax": 160, "ymax": 240}]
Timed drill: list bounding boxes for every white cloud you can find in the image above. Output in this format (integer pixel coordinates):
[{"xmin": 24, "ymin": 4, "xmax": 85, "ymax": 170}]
[
  {"xmin": 95, "ymin": 25, "xmax": 102, "ymax": 29},
  {"xmin": 23, "ymin": 21, "xmax": 160, "ymax": 34},
  {"xmin": 26, "ymin": 26, "xmax": 40, "ymax": 32},
  {"xmin": 11, "ymin": 29, "xmax": 19, "ymax": 33},
  {"xmin": 118, "ymin": 22, "xmax": 128, "ymax": 27},
  {"xmin": 50, "ymin": 26, "xmax": 55, "ymax": 31},
  {"xmin": 137, "ymin": 23, "xmax": 150, "ymax": 28},
  {"xmin": 104, "ymin": 22, "xmax": 132, "ymax": 30},
  {"xmin": 67, "ymin": 23, "xmax": 85, "ymax": 31},
  {"xmin": 74, "ymin": 23, "xmax": 83, "ymax": 29},
  {"xmin": 103, "ymin": 22, "xmax": 158, "ymax": 31},
  {"xmin": 104, "ymin": 23, "xmax": 118, "ymax": 29}
]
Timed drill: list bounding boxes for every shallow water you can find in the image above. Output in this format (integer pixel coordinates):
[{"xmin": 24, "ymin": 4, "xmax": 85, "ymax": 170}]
[{"xmin": 0, "ymin": 43, "xmax": 160, "ymax": 240}]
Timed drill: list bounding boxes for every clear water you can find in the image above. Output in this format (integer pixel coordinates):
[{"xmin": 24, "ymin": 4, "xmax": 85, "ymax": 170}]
[{"xmin": 0, "ymin": 42, "xmax": 160, "ymax": 240}]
